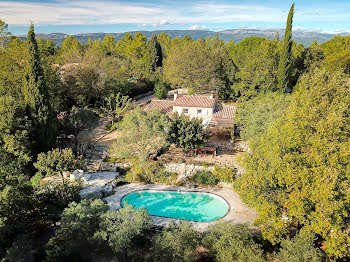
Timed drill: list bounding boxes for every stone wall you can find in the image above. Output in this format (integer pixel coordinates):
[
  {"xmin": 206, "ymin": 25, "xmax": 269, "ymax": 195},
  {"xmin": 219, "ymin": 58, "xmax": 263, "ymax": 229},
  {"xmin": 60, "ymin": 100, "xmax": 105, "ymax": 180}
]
[
  {"xmin": 206, "ymin": 141, "xmax": 235, "ymax": 150},
  {"xmin": 164, "ymin": 163, "xmax": 215, "ymax": 178},
  {"xmin": 233, "ymin": 141, "xmax": 250, "ymax": 152}
]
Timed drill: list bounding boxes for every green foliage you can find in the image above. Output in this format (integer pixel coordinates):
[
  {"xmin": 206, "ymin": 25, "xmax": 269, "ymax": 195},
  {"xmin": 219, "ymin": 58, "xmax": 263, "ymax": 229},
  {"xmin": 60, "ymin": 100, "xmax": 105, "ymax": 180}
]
[
  {"xmin": 0, "ymin": 182, "xmax": 36, "ymax": 245},
  {"xmin": 277, "ymin": 4, "xmax": 295, "ymax": 92},
  {"xmin": 154, "ymin": 80, "xmax": 170, "ymax": 99},
  {"xmin": 34, "ymin": 148, "xmax": 82, "ymax": 184},
  {"xmin": 235, "ymin": 92, "xmax": 291, "ymax": 141},
  {"xmin": 60, "ymin": 64, "xmax": 101, "ymax": 107},
  {"xmin": 126, "ymin": 159, "xmax": 175, "ymax": 184},
  {"xmin": 110, "ymin": 107, "xmax": 169, "ymax": 162},
  {"xmin": 116, "ymin": 32, "xmax": 149, "ymax": 77},
  {"xmin": 152, "ymin": 222, "xmax": 201, "ymax": 262},
  {"xmin": 320, "ymin": 36, "xmax": 350, "ymax": 74},
  {"xmin": 275, "ymin": 232, "xmax": 324, "ymax": 262},
  {"xmin": 68, "ymin": 106, "xmax": 98, "ymax": 133},
  {"xmin": 0, "ymin": 95, "xmax": 31, "ymax": 179},
  {"xmin": 2, "ymin": 235, "xmax": 33, "ymax": 262},
  {"xmin": 229, "ymin": 37, "xmax": 279, "ymax": 100},
  {"xmin": 100, "ymin": 93, "xmax": 133, "ymax": 125},
  {"xmin": 94, "ymin": 205, "xmax": 153, "ymax": 260},
  {"xmin": 164, "ymin": 37, "xmax": 234, "ymax": 92},
  {"xmin": 148, "ymin": 34, "xmax": 163, "ymax": 72},
  {"xmin": 235, "ymin": 68, "xmax": 350, "ymax": 258},
  {"xmin": 59, "ymin": 36, "xmax": 83, "ymax": 63},
  {"xmin": 23, "ymin": 24, "xmax": 54, "ymax": 154},
  {"xmin": 45, "ymin": 199, "xmax": 109, "ymax": 261},
  {"xmin": 0, "ymin": 19, "xmax": 11, "ymax": 49},
  {"xmin": 192, "ymin": 170, "xmax": 217, "ymax": 185},
  {"xmin": 167, "ymin": 114, "xmax": 208, "ymax": 150},
  {"xmin": 34, "ymin": 181, "xmax": 82, "ymax": 224},
  {"xmin": 203, "ymin": 223, "xmax": 265, "ymax": 262},
  {"xmin": 212, "ymin": 167, "xmax": 235, "ymax": 183}
]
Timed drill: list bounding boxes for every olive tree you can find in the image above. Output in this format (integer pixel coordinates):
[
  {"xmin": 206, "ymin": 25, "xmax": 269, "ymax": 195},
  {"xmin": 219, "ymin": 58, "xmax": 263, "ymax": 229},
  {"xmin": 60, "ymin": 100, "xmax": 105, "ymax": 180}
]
[
  {"xmin": 100, "ymin": 93, "xmax": 133, "ymax": 125},
  {"xmin": 203, "ymin": 223, "xmax": 265, "ymax": 262},
  {"xmin": 152, "ymin": 222, "xmax": 201, "ymax": 262},
  {"xmin": 110, "ymin": 107, "xmax": 169, "ymax": 162},
  {"xmin": 94, "ymin": 205, "xmax": 153, "ymax": 261},
  {"xmin": 34, "ymin": 148, "xmax": 81, "ymax": 184},
  {"xmin": 167, "ymin": 114, "xmax": 208, "ymax": 151}
]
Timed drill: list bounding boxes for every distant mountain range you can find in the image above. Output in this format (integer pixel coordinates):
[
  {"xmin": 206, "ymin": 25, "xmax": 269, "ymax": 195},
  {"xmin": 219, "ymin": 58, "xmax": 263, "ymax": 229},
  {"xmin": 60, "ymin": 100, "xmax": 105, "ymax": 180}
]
[{"xmin": 17, "ymin": 28, "xmax": 350, "ymax": 47}]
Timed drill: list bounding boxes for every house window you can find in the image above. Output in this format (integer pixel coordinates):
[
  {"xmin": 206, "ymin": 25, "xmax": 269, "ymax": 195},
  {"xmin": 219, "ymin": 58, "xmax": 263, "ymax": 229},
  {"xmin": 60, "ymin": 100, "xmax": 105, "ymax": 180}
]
[
  {"xmin": 197, "ymin": 109, "xmax": 202, "ymax": 115},
  {"xmin": 183, "ymin": 108, "xmax": 189, "ymax": 114}
]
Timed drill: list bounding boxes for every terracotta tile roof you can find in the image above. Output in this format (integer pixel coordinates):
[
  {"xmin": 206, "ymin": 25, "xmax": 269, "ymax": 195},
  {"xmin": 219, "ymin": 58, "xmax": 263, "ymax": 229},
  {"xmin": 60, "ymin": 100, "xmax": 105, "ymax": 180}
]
[
  {"xmin": 173, "ymin": 95, "xmax": 216, "ymax": 108},
  {"xmin": 212, "ymin": 104, "xmax": 236, "ymax": 119},
  {"xmin": 142, "ymin": 99, "xmax": 174, "ymax": 116}
]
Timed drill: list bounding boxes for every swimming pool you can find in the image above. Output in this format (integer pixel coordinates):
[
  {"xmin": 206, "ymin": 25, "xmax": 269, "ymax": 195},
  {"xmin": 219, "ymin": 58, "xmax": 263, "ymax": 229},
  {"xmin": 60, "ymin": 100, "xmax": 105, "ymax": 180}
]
[{"xmin": 120, "ymin": 190, "xmax": 229, "ymax": 222}]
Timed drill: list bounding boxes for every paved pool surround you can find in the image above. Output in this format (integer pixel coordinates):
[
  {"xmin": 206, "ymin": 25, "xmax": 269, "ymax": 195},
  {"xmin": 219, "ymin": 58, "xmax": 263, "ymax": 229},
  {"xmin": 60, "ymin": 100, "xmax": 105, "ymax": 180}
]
[{"xmin": 105, "ymin": 183, "xmax": 257, "ymax": 231}]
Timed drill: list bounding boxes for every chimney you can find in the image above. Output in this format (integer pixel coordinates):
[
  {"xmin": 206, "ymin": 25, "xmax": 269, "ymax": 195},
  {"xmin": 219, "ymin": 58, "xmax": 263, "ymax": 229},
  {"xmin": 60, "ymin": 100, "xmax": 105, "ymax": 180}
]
[
  {"xmin": 210, "ymin": 94, "xmax": 214, "ymax": 99},
  {"xmin": 174, "ymin": 91, "xmax": 178, "ymax": 101}
]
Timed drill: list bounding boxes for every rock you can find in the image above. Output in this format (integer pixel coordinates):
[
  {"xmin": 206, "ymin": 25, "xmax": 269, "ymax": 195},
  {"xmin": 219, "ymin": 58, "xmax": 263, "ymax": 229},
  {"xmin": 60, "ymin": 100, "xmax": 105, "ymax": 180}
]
[
  {"xmin": 81, "ymin": 173, "xmax": 92, "ymax": 182},
  {"xmin": 62, "ymin": 171, "xmax": 70, "ymax": 178},
  {"xmin": 80, "ymin": 172, "xmax": 119, "ymax": 199},
  {"xmin": 102, "ymin": 185, "xmax": 113, "ymax": 197},
  {"xmin": 70, "ymin": 169, "xmax": 84, "ymax": 180},
  {"xmin": 80, "ymin": 186, "xmax": 104, "ymax": 199},
  {"xmin": 176, "ymin": 174, "xmax": 187, "ymax": 183}
]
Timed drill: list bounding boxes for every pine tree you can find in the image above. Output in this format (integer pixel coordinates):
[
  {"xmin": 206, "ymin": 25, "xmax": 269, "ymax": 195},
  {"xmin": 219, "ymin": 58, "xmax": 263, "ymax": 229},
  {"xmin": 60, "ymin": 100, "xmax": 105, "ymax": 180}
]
[
  {"xmin": 23, "ymin": 24, "xmax": 53, "ymax": 154},
  {"xmin": 277, "ymin": 3, "xmax": 294, "ymax": 92},
  {"xmin": 0, "ymin": 19, "xmax": 11, "ymax": 49},
  {"xmin": 148, "ymin": 34, "xmax": 163, "ymax": 72}
]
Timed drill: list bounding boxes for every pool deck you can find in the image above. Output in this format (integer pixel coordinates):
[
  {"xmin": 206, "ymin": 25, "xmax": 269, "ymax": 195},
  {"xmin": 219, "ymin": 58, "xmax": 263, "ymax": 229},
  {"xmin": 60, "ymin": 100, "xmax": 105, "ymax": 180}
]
[{"xmin": 104, "ymin": 183, "xmax": 258, "ymax": 231}]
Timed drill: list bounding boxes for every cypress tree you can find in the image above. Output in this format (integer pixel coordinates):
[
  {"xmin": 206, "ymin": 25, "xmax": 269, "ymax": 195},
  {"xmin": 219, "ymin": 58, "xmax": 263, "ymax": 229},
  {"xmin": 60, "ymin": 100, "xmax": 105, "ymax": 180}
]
[
  {"xmin": 23, "ymin": 24, "xmax": 53, "ymax": 154},
  {"xmin": 277, "ymin": 3, "xmax": 294, "ymax": 92},
  {"xmin": 148, "ymin": 34, "xmax": 163, "ymax": 72}
]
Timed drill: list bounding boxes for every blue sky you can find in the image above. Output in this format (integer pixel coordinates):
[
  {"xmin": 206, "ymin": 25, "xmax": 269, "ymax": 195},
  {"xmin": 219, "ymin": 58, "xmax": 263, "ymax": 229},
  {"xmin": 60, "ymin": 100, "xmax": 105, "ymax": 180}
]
[{"xmin": 1, "ymin": 0, "xmax": 350, "ymax": 35}]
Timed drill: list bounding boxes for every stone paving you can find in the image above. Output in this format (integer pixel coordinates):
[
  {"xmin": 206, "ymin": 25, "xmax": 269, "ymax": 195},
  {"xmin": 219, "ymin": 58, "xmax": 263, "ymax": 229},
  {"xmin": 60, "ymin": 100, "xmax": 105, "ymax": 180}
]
[
  {"xmin": 104, "ymin": 183, "xmax": 257, "ymax": 231},
  {"xmin": 79, "ymin": 171, "xmax": 118, "ymax": 199}
]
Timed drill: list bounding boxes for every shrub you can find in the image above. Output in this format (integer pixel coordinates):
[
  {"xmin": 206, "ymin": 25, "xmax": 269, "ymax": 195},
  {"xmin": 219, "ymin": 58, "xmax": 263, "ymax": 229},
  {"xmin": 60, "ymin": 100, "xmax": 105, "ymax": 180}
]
[
  {"xmin": 192, "ymin": 170, "xmax": 217, "ymax": 185},
  {"xmin": 152, "ymin": 221, "xmax": 201, "ymax": 262},
  {"xmin": 34, "ymin": 148, "xmax": 82, "ymax": 184},
  {"xmin": 213, "ymin": 167, "xmax": 235, "ymax": 183},
  {"xmin": 94, "ymin": 205, "xmax": 153, "ymax": 260},
  {"xmin": 167, "ymin": 114, "xmax": 209, "ymax": 150},
  {"xmin": 126, "ymin": 160, "xmax": 175, "ymax": 184},
  {"xmin": 275, "ymin": 232, "xmax": 324, "ymax": 262},
  {"xmin": 45, "ymin": 199, "xmax": 109, "ymax": 261},
  {"xmin": 154, "ymin": 81, "xmax": 170, "ymax": 99},
  {"xmin": 69, "ymin": 106, "xmax": 98, "ymax": 134},
  {"xmin": 34, "ymin": 181, "xmax": 82, "ymax": 223},
  {"xmin": 203, "ymin": 223, "xmax": 265, "ymax": 262}
]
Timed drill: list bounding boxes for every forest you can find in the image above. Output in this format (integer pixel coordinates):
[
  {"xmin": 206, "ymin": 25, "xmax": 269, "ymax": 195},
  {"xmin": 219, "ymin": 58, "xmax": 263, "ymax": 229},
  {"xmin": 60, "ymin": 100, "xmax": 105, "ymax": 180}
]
[{"xmin": 0, "ymin": 2, "xmax": 349, "ymax": 261}]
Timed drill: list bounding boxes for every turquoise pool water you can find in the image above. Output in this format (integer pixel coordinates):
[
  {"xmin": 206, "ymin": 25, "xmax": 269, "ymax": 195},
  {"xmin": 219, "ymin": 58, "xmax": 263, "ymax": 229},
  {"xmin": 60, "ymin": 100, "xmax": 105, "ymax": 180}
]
[{"xmin": 121, "ymin": 190, "xmax": 229, "ymax": 222}]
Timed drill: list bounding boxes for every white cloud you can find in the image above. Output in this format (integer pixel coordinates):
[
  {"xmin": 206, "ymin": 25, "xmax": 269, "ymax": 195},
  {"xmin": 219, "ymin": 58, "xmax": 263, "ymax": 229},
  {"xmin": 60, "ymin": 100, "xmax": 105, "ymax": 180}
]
[
  {"xmin": 188, "ymin": 25, "xmax": 207, "ymax": 30},
  {"xmin": 1, "ymin": 0, "xmax": 350, "ymax": 27},
  {"xmin": 0, "ymin": 1, "xmax": 163, "ymax": 25},
  {"xmin": 152, "ymin": 20, "xmax": 170, "ymax": 27},
  {"xmin": 137, "ymin": 23, "xmax": 148, "ymax": 28}
]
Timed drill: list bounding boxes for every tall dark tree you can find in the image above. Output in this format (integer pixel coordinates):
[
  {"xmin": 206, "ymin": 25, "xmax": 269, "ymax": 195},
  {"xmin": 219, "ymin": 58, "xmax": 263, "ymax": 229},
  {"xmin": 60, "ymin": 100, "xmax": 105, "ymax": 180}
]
[
  {"xmin": 277, "ymin": 3, "xmax": 294, "ymax": 92},
  {"xmin": 148, "ymin": 34, "xmax": 163, "ymax": 72},
  {"xmin": 22, "ymin": 24, "xmax": 53, "ymax": 154}
]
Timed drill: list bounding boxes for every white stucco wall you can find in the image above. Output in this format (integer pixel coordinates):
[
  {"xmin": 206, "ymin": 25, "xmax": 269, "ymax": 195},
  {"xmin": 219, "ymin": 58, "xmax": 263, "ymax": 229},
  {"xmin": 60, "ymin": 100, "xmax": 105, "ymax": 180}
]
[{"xmin": 173, "ymin": 106, "xmax": 214, "ymax": 125}]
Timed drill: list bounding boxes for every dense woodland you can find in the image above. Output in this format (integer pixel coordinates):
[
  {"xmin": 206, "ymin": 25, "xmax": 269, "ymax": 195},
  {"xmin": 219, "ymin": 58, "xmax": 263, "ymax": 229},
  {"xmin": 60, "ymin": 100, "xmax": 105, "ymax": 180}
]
[{"xmin": 0, "ymin": 2, "xmax": 350, "ymax": 261}]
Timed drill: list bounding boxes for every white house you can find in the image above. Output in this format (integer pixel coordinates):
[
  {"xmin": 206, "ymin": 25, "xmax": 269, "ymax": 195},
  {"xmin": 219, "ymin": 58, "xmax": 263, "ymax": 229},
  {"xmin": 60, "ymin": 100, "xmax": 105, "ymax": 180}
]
[{"xmin": 143, "ymin": 93, "xmax": 236, "ymax": 127}]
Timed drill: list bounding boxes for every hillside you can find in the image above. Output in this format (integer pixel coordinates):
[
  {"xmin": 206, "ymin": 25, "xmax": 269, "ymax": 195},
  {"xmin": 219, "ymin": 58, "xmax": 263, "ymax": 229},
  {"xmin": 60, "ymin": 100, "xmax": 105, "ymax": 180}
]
[{"xmin": 17, "ymin": 28, "xmax": 347, "ymax": 46}]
